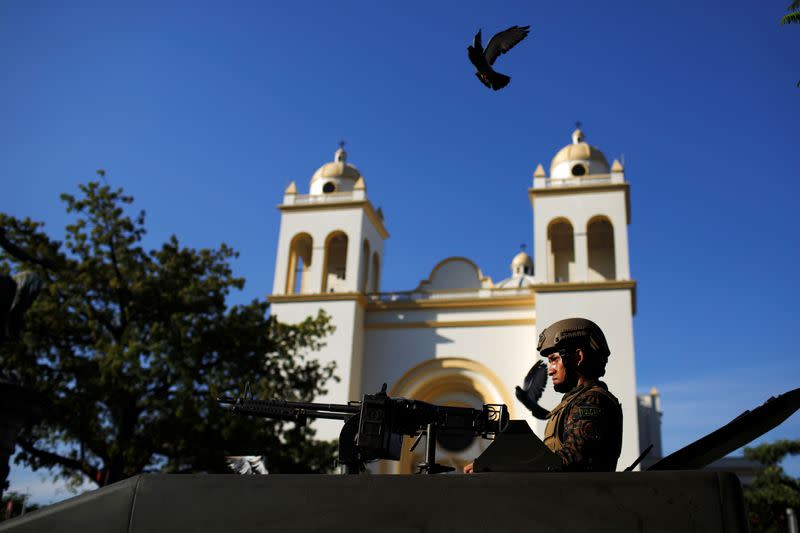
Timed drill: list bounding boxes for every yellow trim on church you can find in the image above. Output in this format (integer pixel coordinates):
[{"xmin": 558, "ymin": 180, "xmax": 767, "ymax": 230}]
[
  {"xmin": 365, "ymin": 318, "xmax": 535, "ymax": 330},
  {"xmin": 529, "ymin": 182, "xmax": 631, "ymax": 224},
  {"xmin": 268, "ymin": 292, "xmax": 368, "ymax": 306},
  {"xmin": 534, "ymin": 280, "xmax": 635, "ymax": 291},
  {"xmin": 366, "ymin": 294, "xmax": 534, "ymax": 311},
  {"xmin": 534, "ymin": 280, "xmax": 637, "ymax": 315}
]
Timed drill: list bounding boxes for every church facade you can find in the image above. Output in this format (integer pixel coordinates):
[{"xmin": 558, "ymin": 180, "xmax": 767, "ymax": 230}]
[{"xmin": 268, "ymin": 130, "xmax": 662, "ymax": 473}]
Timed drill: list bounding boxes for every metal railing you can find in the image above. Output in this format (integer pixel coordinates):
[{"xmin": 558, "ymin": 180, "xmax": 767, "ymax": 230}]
[
  {"xmin": 367, "ymin": 287, "xmax": 533, "ymax": 303},
  {"xmin": 532, "ymin": 173, "xmax": 624, "ymax": 189},
  {"xmin": 292, "ymin": 191, "xmax": 358, "ymax": 205}
]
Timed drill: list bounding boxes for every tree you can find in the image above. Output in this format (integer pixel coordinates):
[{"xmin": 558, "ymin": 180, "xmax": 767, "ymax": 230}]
[
  {"xmin": 742, "ymin": 439, "xmax": 800, "ymax": 533},
  {"xmin": 781, "ymin": 0, "xmax": 800, "ymax": 86},
  {"xmin": 781, "ymin": 0, "xmax": 800, "ymax": 25},
  {"xmin": 0, "ymin": 179, "xmax": 338, "ymax": 490}
]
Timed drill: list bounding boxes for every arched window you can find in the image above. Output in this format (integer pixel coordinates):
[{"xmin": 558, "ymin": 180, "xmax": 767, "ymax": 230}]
[
  {"xmin": 547, "ymin": 219, "xmax": 575, "ymax": 283},
  {"xmin": 286, "ymin": 233, "xmax": 313, "ymax": 294},
  {"xmin": 587, "ymin": 217, "xmax": 616, "ymax": 281},
  {"xmin": 371, "ymin": 252, "xmax": 380, "ymax": 293},
  {"xmin": 360, "ymin": 240, "xmax": 371, "ymax": 293},
  {"xmin": 322, "ymin": 231, "xmax": 348, "ymax": 293}
]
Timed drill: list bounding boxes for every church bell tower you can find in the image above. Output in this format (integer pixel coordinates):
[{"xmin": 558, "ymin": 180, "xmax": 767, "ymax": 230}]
[
  {"xmin": 530, "ymin": 127, "xmax": 641, "ymax": 468},
  {"xmin": 269, "ymin": 145, "xmax": 389, "ymax": 435}
]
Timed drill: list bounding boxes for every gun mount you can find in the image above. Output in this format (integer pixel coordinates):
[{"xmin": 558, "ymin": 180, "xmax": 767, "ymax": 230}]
[{"xmin": 218, "ymin": 384, "xmax": 509, "ymax": 474}]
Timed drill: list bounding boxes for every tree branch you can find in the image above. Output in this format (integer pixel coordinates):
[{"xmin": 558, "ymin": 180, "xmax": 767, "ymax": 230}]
[
  {"xmin": 79, "ymin": 307, "xmax": 122, "ymax": 343},
  {"xmin": 105, "ymin": 226, "xmax": 130, "ymax": 334},
  {"xmin": 16, "ymin": 438, "xmax": 100, "ymax": 482},
  {"xmin": 0, "ymin": 228, "xmax": 62, "ymax": 271}
]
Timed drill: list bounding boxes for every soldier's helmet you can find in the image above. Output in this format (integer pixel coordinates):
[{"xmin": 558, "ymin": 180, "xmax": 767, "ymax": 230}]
[{"xmin": 537, "ymin": 318, "xmax": 610, "ymax": 359}]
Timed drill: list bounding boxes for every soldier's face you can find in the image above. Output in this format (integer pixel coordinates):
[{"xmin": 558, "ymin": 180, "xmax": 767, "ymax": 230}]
[
  {"xmin": 548, "ymin": 350, "xmax": 580, "ymax": 393},
  {"xmin": 547, "ymin": 352, "xmax": 568, "ymax": 391}
]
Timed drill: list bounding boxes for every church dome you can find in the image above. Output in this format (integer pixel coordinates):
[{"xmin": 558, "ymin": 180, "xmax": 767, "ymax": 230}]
[
  {"xmin": 550, "ymin": 127, "xmax": 609, "ymax": 179},
  {"xmin": 496, "ymin": 250, "xmax": 535, "ymax": 288},
  {"xmin": 511, "ymin": 251, "xmax": 533, "ymax": 275},
  {"xmin": 310, "ymin": 145, "xmax": 363, "ymax": 195}
]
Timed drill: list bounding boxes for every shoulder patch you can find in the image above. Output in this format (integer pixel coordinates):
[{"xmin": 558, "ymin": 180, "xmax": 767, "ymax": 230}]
[{"xmin": 576, "ymin": 406, "xmax": 604, "ymax": 419}]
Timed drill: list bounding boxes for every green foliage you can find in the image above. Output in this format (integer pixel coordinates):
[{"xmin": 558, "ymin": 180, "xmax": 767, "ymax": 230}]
[
  {"xmin": 781, "ymin": 1, "xmax": 800, "ymax": 86},
  {"xmin": 745, "ymin": 440, "xmax": 800, "ymax": 466},
  {"xmin": 742, "ymin": 439, "xmax": 800, "ymax": 533},
  {"xmin": 782, "ymin": 1, "xmax": 800, "ymax": 24},
  {"xmin": 0, "ymin": 491, "xmax": 39, "ymax": 522},
  {"xmin": 0, "ymin": 180, "xmax": 338, "ymax": 488}
]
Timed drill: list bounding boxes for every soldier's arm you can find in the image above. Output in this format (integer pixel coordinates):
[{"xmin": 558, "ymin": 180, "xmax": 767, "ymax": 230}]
[{"xmin": 556, "ymin": 392, "xmax": 615, "ymax": 471}]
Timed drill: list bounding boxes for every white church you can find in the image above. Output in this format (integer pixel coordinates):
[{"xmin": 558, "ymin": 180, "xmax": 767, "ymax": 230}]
[{"xmin": 268, "ymin": 128, "xmax": 663, "ymax": 473}]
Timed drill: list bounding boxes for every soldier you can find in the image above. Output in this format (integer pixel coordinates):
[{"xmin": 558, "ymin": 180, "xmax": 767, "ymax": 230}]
[
  {"xmin": 464, "ymin": 317, "xmax": 622, "ymax": 473},
  {"xmin": 537, "ymin": 317, "xmax": 623, "ymax": 471}
]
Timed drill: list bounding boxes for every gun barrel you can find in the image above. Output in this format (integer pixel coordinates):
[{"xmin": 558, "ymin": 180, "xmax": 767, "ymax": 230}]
[
  {"xmin": 218, "ymin": 386, "xmax": 511, "ymax": 474},
  {"xmin": 217, "ymin": 396, "xmax": 359, "ymax": 423}
]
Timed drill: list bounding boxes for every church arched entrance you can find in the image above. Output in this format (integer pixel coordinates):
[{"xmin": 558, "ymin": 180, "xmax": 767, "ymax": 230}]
[{"xmin": 376, "ymin": 357, "xmax": 515, "ymax": 474}]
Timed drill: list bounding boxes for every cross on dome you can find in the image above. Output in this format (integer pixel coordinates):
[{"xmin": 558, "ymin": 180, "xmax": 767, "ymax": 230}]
[
  {"xmin": 572, "ymin": 122, "xmax": 585, "ymax": 144},
  {"xmin": 551, "ymin": 125, "xmax": 609, "ymax": 178},
  {"xmin": 335, "ymin": 140, "xmax": 348, "ymax": 163}
]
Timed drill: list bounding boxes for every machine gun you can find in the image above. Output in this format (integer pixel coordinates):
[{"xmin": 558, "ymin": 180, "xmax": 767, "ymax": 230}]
[{"xmin": 218, "ymin": 384, "xmax": 509, "ymax": 474}]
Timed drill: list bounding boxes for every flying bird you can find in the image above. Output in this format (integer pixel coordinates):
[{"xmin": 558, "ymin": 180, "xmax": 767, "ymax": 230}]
[
  {"xmin": 1, "ymin": 271, "xmax": 43, "ymax": 342},
  {"xmin": 515, "ymin": 359, "xmax": 550, "ymax": 420},
  {"xmin": 467, "ymin": 25, "xmax": 530, "ymax": 91}
]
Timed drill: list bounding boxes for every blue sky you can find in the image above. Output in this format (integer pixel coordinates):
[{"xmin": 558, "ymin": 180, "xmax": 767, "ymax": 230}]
[{"xmin": 2, "ymin": 0, "xmax": 798, "ymax": 503}]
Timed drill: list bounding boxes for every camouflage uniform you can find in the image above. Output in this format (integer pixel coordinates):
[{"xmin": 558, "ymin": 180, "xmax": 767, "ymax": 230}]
[{"xmin": 543, "ymin": 379, "xmax": 622, "ymax": 472}]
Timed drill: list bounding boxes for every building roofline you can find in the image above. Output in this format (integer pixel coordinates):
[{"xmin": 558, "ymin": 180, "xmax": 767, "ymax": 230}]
[{"xmin": 278, "ymin": 200, "xmax": 389, "ymax": 239}]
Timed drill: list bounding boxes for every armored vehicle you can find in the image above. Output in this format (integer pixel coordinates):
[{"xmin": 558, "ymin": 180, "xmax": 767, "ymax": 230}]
[{"xmin": 0, "ymin": 387, "xmax": 796, "ymax": 533}]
